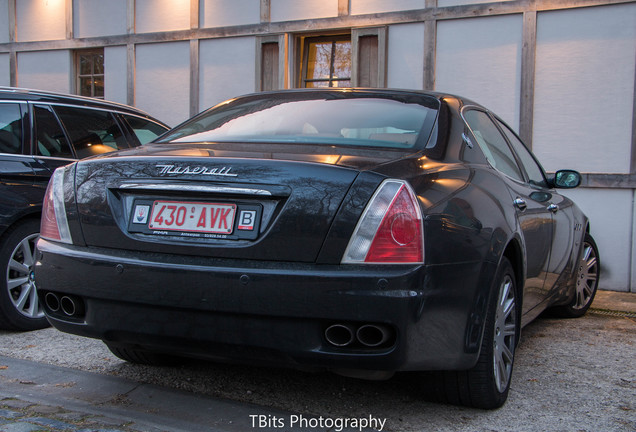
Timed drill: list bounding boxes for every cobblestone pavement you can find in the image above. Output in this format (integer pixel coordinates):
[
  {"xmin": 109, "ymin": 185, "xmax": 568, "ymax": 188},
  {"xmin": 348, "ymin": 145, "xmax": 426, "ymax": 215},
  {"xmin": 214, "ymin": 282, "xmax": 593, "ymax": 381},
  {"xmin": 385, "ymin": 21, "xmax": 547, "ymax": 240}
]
[{"xmin": 0, "ymin": 398, "xmax": 138, "ymax": 432}]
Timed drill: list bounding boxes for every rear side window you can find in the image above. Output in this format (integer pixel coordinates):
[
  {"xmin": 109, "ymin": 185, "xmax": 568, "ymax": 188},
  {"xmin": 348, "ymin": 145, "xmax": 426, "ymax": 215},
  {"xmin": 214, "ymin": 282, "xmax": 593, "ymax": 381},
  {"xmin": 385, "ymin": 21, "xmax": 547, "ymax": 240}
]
[
  {"xmin": 54, "ymin": 106, "xmax": 128, "ymax": 158},
  {"xmin": 122, "ymin": 115, "xmax": 167, "ymax": 144},
  {"xmin": 0, "ymin": 103, "xmax": 22, "ymax": 154},
  {"xmin": 463, "ymin": 110, "xmax": 523, "ymax": 182},
  {"xmin": 34, "ymin": 105, "xmax": 73, "ymax": 158}
]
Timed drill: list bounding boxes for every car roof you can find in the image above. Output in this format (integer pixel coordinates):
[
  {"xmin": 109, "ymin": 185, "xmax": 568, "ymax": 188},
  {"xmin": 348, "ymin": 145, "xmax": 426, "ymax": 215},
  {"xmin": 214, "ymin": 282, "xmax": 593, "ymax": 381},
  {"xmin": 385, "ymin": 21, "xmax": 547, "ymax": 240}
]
[{"xmin": 0, "ymin": 86, "xmax": 164, "ymax": 122}]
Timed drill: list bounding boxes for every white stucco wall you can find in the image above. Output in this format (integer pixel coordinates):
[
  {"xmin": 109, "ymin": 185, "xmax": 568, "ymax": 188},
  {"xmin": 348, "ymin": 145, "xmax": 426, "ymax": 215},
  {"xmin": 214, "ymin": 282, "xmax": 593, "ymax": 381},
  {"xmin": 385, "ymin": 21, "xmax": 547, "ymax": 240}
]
[
  {"xmin": 0, "ymin": 54, "xmax": 9, "ymax": 86},
  {"xmin": 73, "ymin": 0, "xmax": 127, "ymax": 38},
  {"xmin": 563, "ymin": 188, "xmax": 634, "ymax": 292},
  {"xmin": 199, "ymin": 37, "xmax": 256, "ymax": 111},
  {"xmin": 351, "ymin": 0, "xmax": 426, "ymax": 15},
  {"xmin": 104, "ymin": 46, "xmax": 128, "ymax": 105},
  {"xmin": 533, "ymin": 4, "xmax": 636, "ymax": 174},
  {"xmin": 17, "ymin": 50, "xmax": 71, "ymax": 93},
  {"xmin": 17, "ymin": 0, "xmax": 67, "ymax": 42},
  {"xmin": 201, "ymin": 0, "xmax": 260, "ymax": 28},
  {"xmin": 436, "ymin": 15, "xmax": 522, "ymax": 131},
  {"xmin": 271, "ymin": 0, "xmax": 338, "ymax": 22},
  {"xmin": 0, "ymin": 0, "xmax": 9, "ymax": 43},
  {"xmin": 135, "ymin": 0, "xmax": 190, "ymax": 33},
  {"xmin": 387, "ymin": 23, "xmax": 425, "ymax": 89},
  {"xmin": 135, "ymin": 42, "xmax": 190, "ymax": 127}
]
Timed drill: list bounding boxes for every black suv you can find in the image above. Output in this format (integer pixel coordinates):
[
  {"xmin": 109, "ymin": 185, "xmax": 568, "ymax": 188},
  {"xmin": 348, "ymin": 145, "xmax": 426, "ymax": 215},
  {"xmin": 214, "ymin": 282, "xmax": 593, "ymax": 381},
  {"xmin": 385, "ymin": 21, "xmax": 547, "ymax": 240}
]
[{"xmin": 0, "ymin": 87, "xmax": 169, "ymax": 331}]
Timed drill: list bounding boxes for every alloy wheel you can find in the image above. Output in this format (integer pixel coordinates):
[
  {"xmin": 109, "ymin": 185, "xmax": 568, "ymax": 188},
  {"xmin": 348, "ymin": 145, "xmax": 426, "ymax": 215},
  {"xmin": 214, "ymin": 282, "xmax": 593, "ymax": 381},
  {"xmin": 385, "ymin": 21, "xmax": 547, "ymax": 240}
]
[
  {"xmin": 573, "ymin": 240, "xmax": 599, "ymax": 310},
  {"xmin": 6, "ymin": 233, "xmax": 43, "ymax": 319},
  {"xmin": 493, "ymin": 274, "xmax": 516, "ymax": 393}
]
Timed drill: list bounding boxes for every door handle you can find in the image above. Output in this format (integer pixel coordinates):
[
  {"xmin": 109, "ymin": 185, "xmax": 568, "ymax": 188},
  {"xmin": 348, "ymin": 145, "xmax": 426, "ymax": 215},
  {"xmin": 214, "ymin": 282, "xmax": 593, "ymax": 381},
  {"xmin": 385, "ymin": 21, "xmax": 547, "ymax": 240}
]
[
  {"xmin": 547, "ymin": 203, "xmax": 559, "ymax": 213},
  {"xmin": 513, "ymin": 198, "xmax": 527, "ymax": 211}
]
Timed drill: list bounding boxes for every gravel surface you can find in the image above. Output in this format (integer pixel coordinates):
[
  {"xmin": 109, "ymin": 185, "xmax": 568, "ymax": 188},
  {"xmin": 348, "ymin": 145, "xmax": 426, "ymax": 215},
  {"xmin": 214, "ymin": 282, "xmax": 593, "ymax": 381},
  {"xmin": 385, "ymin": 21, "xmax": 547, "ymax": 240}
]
[{"xmin": 1, "ymin": 312, "xmax": 634, "ymax": 432}]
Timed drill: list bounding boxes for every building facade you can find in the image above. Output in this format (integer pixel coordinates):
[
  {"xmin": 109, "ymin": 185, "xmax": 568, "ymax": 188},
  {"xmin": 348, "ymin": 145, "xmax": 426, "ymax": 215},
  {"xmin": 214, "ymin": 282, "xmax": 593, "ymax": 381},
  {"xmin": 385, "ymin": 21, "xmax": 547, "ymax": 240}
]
[{"xmin": 0, "ymin": 0, "xmax": 634, "ymax": 291}]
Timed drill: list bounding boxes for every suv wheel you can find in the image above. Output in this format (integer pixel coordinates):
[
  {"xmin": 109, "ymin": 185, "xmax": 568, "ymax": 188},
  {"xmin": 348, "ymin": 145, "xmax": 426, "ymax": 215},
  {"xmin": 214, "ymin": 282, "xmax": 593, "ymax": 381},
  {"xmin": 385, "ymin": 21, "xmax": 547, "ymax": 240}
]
[{"xmin": 0, "ymin": 219, "xmax": 49, "ymax": 331}]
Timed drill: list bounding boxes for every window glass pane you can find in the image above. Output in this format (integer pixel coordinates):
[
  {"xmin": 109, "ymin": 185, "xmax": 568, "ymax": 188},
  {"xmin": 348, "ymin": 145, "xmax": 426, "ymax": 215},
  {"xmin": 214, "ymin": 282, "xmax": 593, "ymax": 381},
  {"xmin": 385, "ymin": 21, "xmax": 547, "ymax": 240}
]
[
  {"xmin": 333, "ymin": 40, "xmax": 351, "ymax": 83},
  {"xmin": 0, "ymin": 104, "xmax": 22, "ymax": 154},
  {"xmin": 79, "ymin": 77, "xmax": 92, "ymax": 96},
  {"xmin": 34, "ymin": 105, "xmax": 73, "ymax": 158},
  {"xmin": 54, "ymin": 106, "xmax": 127, "ymax": 158},
  {"xmin": 464, "ymin": 110, "xmax": 523, "ymax": 181},
  {"xmin": 79, "ymin": 55, "xmax": 92, "ymax": 75},
  {"xmin": 123, "ymin": 115, "xmax": 168, "ymax": 145},
  {"xmin": 94, "ymin": 53, "xmax": 104, "ymax": 75},
  {"xmin": 496, "ymin": 119, "xmax": 547, "ymax": 188},
  {"xmin": 93, "ymin": 77, "xmax": 104, "ymax": 98},
  {"xmin": 306, "ymin": 42, "xmax": 332, "ymax": 82}
]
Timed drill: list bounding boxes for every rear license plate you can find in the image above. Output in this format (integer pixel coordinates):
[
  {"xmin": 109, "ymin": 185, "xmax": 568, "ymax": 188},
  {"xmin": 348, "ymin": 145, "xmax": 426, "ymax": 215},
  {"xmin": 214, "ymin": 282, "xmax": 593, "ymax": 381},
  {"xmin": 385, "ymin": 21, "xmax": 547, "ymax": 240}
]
[{"xmin": 149, "ymin": 201, "xmax": 236, "ymax": 234}]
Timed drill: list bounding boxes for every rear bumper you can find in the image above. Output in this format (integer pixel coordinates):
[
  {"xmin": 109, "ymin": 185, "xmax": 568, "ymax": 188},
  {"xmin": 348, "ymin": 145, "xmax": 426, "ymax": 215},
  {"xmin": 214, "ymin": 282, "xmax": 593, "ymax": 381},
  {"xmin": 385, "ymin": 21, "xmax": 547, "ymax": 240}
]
[{"xmin": 35, "ymin": 239, "xmax": 491, "ymax": 372}]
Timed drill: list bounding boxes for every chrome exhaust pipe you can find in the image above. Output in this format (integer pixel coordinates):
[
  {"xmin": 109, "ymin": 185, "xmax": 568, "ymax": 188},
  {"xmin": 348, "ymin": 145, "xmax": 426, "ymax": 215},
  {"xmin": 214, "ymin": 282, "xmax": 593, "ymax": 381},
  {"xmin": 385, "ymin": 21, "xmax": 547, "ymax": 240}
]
[
  {"xmin": 44, "ymin": 292, "xmax": 60, "ymax": 312},
  {"xmin": 356, "ymin": 324, "xmax": 391, "ymax": 347},
  {"xmin": 325, "ymin": 324, "xmax": 355, "ymax": 347},
  {"xmin": 60, "ymin": 295, "xmax": 85, "ymax": 317}
]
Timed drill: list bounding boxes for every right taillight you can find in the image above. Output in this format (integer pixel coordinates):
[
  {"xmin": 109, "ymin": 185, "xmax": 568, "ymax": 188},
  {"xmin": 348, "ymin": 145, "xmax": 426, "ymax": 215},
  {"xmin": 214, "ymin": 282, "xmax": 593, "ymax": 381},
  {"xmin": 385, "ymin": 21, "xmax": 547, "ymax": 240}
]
[
  {"xmin": 342, "ymin": 179, "xmax": 423, "ymax": 264},
  {"xmin": 41, "ymin": 166, "xmax": 72, "ymax": 244}
]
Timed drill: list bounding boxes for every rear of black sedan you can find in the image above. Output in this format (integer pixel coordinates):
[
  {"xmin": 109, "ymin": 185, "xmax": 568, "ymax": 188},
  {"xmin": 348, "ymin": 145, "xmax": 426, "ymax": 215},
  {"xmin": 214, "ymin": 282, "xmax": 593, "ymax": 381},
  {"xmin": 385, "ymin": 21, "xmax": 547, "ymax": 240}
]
[{"xmin": 34, "ymin": 89, "xmax": 597, "ymax": 409}]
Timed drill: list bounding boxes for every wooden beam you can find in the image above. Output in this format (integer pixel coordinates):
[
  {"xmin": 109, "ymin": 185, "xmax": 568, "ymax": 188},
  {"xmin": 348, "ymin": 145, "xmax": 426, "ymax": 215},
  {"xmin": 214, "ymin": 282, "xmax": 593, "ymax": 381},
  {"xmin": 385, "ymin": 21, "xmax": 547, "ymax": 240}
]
[
  {"xmin": 261, "ymin": 0, "xmax": 271, "ymax": 23},
  {"xmin": 519, "ymin": 10, "xmax": 537, "ymax": 147},
  {"xmin": 126, "ymin": 43, "xmax": 135, "ymax": 106},
  {"xmin": 65, "ymin": 0, "xmax": 73, "ymax": 39},
  {"xmin": 190, "ymin": 39, "xmax": 199, "ymax": 116},
  {"xmin": 127, "ymin": 0, "xmax": 135, "ymax": 34},
  {"xmin": 423, "ymin": 20, "xmax": 436, "ymax": 90},
  {"xmin": 191, "ymin": 0, "xmax": 199, "ymax": 30},
  {"xmin": 632, "ymin": 55, "xmax": 636, "ymax": 173},
  {"xmin": 338, "ymin": 0, "xmax": 349, "ymax": 17}
]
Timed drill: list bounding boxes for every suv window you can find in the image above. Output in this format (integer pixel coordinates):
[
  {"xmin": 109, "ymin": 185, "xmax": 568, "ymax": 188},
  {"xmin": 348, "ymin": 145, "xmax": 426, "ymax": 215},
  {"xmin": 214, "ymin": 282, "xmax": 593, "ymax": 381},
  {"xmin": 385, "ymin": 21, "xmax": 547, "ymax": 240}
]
[
  {"xmin": 122, "ymin": 115, "xmax": 167, "ymax": 144},
  {"xmin": 0, "ymin": 103, "xmax": 22, "ymax": 155},
  {"xmin": 495, "ymin": 118, "xmax": 548, "ymax": 188},
  {"xmin": 54, "ymin": 106, "xmax": 129, "ymax": 158},
  {"xmin": 34, "ymin": 105, "xmax": 74, "ymax": 158},
  {"xmin": 463, "ymin": 110, "xmax": 523, "ymax": 182}
]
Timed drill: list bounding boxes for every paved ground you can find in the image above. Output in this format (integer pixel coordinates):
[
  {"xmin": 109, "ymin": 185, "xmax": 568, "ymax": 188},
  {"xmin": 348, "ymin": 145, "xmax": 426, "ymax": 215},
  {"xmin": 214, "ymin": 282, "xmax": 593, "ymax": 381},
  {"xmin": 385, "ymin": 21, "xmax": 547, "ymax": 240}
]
[{"xmin": 0, "ymin": 290, "xmax": 634, "ymax": 432}]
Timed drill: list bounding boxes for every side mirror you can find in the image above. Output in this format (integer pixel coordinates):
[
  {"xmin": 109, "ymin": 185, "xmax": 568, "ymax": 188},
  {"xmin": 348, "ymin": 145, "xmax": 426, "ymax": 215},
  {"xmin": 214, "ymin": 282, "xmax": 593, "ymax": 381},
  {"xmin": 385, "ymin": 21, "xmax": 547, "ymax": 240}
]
[{"xmin": 553, "ymin": 169, "xmax": 581, "ymax": 189}]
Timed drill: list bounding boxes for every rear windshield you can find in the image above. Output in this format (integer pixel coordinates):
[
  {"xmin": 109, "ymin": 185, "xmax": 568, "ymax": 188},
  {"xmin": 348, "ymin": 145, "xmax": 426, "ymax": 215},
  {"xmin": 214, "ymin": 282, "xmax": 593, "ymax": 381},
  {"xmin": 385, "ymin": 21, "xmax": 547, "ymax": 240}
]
[{"xmin": 157, "ymin": 92, "xmax": 439, "ymax": 150}]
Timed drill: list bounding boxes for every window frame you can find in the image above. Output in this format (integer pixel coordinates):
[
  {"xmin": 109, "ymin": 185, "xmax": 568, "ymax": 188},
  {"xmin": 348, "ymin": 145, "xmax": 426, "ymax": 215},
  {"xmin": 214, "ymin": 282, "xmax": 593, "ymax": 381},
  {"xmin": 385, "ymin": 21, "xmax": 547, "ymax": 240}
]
[
  {"xmin": 298, "ymin": 34, "xmax": 352, "ymax": 88},
  {"xmin": 75, "ymin": 48, "xmax": 105, "ymax": 99}
]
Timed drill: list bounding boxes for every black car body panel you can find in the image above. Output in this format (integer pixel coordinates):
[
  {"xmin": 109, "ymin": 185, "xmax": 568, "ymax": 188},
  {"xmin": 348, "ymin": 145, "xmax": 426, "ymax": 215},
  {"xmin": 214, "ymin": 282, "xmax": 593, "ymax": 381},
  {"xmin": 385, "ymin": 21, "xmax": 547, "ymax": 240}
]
[
  {"xmin": 0, "ymin": 87, "xmax": 169, "ymax": 330},
  {"xmin": 35, "ymin": 90, "xmax": 592, "ymax": 401}
]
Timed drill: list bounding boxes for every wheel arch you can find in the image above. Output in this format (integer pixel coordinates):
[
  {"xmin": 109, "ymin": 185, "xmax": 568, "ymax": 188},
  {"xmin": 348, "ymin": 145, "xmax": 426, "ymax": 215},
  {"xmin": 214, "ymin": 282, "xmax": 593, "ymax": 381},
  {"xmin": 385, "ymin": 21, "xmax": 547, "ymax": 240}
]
[{"xmin": 0, "ymin": 212, "xmax": 42, "ymax": 245}]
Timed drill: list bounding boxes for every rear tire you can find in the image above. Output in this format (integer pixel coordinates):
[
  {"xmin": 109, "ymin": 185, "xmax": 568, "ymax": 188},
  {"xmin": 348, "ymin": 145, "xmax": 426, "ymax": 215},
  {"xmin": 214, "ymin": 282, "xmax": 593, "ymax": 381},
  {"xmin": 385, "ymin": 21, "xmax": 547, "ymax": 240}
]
[
  {"xmin": 0, "ymin": 219, "xmax": 49, "ymax": 331},
  {"xmin": 105, "ymin": 342, "xmax": 180, "ymax": 366},
  {"xmin": 428, "ymin": 257, "xmax": 518, "ymax": 409},
  {"xmin": 551, "ymin": 233, "xmax": 600, "ymax": 318}
]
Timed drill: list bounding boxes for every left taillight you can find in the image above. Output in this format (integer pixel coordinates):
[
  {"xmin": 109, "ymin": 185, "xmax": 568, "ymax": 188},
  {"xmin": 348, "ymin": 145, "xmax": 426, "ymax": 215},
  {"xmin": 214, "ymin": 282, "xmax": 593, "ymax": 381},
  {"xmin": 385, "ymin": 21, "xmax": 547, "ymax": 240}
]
[
  {"xmin": 41, "ymin": 166, "xmax": 72, "ymax": 244},
  {"xmin": 342, "ymin": 179, "xmax": 423, "ymax": 264}
]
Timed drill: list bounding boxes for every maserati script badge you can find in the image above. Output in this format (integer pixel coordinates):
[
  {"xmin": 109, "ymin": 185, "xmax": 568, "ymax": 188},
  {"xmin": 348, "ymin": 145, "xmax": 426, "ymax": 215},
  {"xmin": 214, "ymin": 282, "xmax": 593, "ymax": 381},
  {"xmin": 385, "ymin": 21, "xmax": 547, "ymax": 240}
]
[{"xmin": 155, "ymin": 164, "xmax": 237, "ymax": 177}]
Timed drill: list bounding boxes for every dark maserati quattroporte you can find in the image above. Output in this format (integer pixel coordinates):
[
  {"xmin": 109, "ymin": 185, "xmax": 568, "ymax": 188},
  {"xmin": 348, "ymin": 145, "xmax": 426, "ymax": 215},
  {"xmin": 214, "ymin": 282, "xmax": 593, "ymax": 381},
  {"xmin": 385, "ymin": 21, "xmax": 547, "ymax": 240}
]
[{"xmin": 35, "ymin": 89, "xmax": 599, "ymax": 408}]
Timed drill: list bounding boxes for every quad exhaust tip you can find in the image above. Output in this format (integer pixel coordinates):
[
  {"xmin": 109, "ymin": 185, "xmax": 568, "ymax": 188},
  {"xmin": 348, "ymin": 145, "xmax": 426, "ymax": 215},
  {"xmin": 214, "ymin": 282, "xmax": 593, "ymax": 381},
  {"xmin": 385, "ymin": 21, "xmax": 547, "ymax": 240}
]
[{"xmin": 324, "ymin": 323, "xmax": 394, "ymax": 348}]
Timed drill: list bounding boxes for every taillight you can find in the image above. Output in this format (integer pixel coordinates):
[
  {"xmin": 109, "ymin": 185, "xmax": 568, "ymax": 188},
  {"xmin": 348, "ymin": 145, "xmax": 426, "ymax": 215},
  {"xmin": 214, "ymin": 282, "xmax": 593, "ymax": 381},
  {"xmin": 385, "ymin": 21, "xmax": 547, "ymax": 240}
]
[
  {"xmin": 40, "ymin": 167, "xmax": 72, "ymax": 244},
  {"xmin": 342, "ymin": 179, "xmax": 423, "ymax": 264}
]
